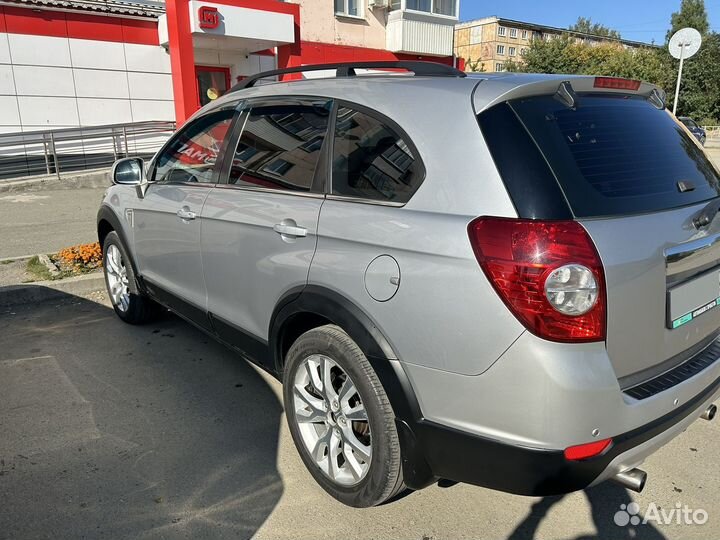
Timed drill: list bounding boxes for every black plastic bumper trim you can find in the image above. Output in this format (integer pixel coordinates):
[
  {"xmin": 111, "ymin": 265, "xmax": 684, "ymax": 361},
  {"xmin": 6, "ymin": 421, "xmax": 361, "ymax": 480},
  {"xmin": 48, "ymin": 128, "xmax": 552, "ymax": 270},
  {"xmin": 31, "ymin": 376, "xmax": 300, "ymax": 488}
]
[{"xmin": 378, "ymin": 353, "xmax": 720, "ymax": 495}]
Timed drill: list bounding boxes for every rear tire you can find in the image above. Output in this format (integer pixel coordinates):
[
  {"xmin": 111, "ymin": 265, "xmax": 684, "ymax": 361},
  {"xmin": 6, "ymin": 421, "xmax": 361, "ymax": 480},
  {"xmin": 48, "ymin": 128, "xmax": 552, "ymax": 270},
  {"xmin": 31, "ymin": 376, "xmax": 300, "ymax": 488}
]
[
  {"xmin": 102, "ymin": 231, "xmax": 158, "ymax": 324},
  {"xmin": 283, "ymin": 324, "xmax": 405, "ymax": 507}
]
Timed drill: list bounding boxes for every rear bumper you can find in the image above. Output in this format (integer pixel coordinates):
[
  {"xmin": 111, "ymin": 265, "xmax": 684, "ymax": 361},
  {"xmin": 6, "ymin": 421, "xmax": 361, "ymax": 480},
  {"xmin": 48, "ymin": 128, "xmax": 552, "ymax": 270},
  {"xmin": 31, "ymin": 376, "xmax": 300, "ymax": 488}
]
[{"xmin": 372, "ymin": 354, "xmax": 720, "ymax": 495}]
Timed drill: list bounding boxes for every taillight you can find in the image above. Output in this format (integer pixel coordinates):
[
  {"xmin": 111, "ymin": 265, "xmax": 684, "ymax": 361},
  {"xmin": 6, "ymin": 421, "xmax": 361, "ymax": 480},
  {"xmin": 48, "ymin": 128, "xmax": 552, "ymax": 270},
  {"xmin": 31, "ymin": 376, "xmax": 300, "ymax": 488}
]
[
  {"xmin": 467, "ymin": 217, "xmax": 606, "ymax": 343},
  {"xmin": 593, "ymin": 77, "xmax": 641, "ymax": 91}
]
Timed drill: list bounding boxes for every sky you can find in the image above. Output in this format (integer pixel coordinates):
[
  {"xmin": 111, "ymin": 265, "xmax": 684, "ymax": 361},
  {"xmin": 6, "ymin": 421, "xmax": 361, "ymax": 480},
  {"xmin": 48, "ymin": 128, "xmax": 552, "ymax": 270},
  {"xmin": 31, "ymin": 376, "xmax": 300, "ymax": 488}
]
[{"xmin": 459, "ymin": 0, "xmax": 720, "ymax": 44}]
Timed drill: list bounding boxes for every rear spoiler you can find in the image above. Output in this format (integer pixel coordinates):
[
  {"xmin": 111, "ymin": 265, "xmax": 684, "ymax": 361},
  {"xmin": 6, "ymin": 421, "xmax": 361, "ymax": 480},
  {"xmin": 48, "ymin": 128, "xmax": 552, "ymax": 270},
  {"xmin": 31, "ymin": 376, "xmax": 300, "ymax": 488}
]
[{"xmin": 474, "ymin": 75, "xmax": 666, "ymax": 113}]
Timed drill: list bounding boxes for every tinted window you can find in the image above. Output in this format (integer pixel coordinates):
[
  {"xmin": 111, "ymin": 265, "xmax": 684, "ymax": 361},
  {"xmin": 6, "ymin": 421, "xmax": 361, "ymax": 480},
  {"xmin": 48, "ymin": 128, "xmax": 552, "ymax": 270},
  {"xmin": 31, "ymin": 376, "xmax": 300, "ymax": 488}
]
[
  {"xmin": 507, "ymin": 94, "xmax": 720, "ymax": 217},
  {"xmin": 153, "ymin": 109, "xmax": 234, "ymax": 184},
  {"xmin": 227, "ymin": 100, "xmax": 331, "ymax": 191},
  {"xmin": 332, "ymin": 106, "xmax": 422, "ymax": 203}
]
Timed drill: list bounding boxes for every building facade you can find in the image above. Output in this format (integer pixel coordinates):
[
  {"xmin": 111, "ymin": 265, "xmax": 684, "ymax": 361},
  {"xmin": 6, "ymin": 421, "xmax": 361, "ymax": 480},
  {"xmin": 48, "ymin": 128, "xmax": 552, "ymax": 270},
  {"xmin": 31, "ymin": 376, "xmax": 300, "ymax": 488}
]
[
  {"xmin": 0, "ymin": 0, "xmax": 459, "ymax": 134},
  {"xmin": 455, "ymin": 16, "xmax": 652, "ymax": 73}
]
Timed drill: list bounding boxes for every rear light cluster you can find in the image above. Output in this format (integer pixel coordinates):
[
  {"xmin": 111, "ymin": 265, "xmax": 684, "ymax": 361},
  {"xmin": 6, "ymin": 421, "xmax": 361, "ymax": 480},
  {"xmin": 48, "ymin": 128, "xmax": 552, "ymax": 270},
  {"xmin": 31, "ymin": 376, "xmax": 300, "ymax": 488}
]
[{"xmin": 467, "ymin": 217, "xmax": 606, "ymax": 343}]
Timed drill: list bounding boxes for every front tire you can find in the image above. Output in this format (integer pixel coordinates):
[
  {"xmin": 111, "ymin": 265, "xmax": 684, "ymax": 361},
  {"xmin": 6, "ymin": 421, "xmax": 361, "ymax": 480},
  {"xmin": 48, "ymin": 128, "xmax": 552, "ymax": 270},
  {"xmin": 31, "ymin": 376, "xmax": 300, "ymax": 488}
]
[
  {"xmin": 102, "ymin": 231, "xmax": 158, "ymax": 324},
  {"xmin": 283, "ymin": 324, "xmax": 405, "ymax": 507}
]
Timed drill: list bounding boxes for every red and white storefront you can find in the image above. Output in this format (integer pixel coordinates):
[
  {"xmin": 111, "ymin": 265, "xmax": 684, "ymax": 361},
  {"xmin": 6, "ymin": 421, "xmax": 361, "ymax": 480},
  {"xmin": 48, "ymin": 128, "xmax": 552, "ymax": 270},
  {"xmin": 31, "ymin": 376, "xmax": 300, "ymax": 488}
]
[{"xmin": 0, "ymin": 0, "xmax": 458, "ymax": 132}]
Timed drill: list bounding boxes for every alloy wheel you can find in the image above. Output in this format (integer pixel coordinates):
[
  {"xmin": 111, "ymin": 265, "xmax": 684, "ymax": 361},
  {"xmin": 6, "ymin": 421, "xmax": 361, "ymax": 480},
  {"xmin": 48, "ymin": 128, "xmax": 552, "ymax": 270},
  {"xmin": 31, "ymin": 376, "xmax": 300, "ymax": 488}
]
[
  {"xmin": 292, "ymin": 354, "xmax": 372, "ymax": 486},
  {"xmin": 105, "ymin": 244, "xmax": 130, "ymax": 312}
]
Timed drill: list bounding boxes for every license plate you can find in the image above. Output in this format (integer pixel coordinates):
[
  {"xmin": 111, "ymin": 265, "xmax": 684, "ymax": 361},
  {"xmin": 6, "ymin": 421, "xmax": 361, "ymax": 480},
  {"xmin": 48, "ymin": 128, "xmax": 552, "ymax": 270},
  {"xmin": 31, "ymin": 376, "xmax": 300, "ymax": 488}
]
[{"xmin": 667, "ymin": 268, "xmax": 720, "ymax": 329}]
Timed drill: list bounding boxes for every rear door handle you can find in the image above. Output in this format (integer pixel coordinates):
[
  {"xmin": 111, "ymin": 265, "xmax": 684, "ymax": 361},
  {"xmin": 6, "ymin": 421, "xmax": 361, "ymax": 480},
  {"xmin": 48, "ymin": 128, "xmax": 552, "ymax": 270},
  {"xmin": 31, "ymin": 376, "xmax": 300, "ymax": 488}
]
[
  {"xmin": 273, "ymin": 222, "xmax": 307, "ymax": 238},
  {"xmin": 177, "ymin": 207, "xmax": 196, "ymax": 221}
]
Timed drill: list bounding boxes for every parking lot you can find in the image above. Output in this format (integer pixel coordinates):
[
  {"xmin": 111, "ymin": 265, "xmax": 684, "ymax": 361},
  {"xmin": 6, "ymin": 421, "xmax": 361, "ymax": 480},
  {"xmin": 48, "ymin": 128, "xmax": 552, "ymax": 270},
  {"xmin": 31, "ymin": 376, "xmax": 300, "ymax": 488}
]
[{"xmin": 1, "ymin": 290, "xmax": 718, "ymax": 540}]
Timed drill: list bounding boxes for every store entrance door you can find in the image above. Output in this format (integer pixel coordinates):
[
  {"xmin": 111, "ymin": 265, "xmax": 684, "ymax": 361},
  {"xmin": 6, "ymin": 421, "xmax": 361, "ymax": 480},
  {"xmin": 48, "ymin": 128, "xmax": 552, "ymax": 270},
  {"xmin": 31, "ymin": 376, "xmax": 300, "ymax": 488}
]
[{"xmin": 195, "ymin": 66, "xmax": 231, "ymax": 108}]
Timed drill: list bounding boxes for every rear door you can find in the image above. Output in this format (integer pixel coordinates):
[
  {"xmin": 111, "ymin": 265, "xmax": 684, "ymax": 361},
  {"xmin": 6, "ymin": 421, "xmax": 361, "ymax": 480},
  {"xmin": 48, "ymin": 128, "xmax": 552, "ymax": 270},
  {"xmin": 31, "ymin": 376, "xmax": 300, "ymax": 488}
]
[
  {"xmin": 506, "ymin": 90, "xmax": 720, "ymax": 382},
  {"xmin": 201, "ymin": 97, "xmax": 332, "ymax": 361}
]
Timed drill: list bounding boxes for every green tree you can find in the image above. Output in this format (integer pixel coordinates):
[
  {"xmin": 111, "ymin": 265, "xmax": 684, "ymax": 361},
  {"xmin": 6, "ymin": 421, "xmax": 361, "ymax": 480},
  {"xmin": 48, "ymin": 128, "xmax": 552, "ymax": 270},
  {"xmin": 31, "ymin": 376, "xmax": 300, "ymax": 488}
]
[
  {"xmin": 569, "ymin": 17, "xmax": 621, "ymax": 39},
  {"xmin": 667, "ymin": 0, "xmax": 709, "ymax": 41},
  {"xmin": 505, "ymin": 34, "xmax": 672, "ymax": 94},
  {"xmin": 464, "ymin": 57, "xmax": 486, "ymax": 73},
  {"xmin": 671, "ymin": 32, "xmax": 720, "ymax": 121}
]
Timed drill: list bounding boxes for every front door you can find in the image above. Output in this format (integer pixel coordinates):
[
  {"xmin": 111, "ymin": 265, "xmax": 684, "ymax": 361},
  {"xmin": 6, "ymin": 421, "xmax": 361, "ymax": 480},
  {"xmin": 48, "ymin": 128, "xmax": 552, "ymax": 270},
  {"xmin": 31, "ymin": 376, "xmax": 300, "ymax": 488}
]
[
  {"xmin": 133, "ymin": 105, "xmax": 236, "ymax": 324},
  {"xmin": 196, "ymin": 66, "xmax": 231, "ymax": 108},
  {"xmin": 201, "ymin": 97, "xmax": 333, "ymax": 365}
]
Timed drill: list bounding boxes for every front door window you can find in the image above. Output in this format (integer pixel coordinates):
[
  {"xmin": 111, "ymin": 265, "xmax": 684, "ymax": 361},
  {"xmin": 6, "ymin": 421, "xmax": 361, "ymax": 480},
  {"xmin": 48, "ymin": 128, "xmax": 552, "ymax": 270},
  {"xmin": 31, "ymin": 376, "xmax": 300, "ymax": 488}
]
[{"xmin": 196, "ymin": 66, "xmax": 231, "ymax": 108}]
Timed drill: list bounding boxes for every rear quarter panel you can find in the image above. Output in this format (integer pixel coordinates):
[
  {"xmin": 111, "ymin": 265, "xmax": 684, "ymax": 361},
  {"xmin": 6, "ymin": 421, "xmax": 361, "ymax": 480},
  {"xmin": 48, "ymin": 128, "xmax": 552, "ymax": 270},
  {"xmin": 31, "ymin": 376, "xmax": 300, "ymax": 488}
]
[{"xmin": 309, "ymin": 203, "xmax": 525, "ymax": 375}]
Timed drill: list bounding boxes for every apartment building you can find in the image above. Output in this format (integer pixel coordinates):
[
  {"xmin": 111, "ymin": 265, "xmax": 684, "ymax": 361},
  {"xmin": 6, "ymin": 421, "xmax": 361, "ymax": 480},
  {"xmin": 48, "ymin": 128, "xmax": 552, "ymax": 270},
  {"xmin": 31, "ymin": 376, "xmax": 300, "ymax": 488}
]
[
  {"xmin": 0, "ymin": 0, "xmax": 459, "ymax": 133},
  {"xmin": 455, "ymin": 16, "xmax": 652, "ymax": 73}
]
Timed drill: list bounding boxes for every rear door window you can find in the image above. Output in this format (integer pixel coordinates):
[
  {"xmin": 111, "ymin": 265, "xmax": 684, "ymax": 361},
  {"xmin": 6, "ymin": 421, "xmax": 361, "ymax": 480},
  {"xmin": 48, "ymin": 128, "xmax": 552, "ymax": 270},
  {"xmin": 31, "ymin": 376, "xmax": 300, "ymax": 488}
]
[
  {"xmin": 226, "ymin": 99, "xmax": 331, "ymax": 192},
  {"xmin": 505, "ymin": 94, "xmax": 720, "ymax": 218}
]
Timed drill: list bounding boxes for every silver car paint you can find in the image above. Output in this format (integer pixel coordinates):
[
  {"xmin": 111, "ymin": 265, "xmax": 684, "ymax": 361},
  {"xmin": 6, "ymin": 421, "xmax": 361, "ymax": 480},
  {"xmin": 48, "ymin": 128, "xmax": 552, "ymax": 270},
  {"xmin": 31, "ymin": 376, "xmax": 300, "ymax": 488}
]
[
  {"xmin": 308, "ymin": 200, "xmax": 525, "ymax": 375},
  {"xmin": 403, "ymin": 330, "xmax": 720, "ymax": 449},
  {"xmin": 133, "ymin": 183, "xmax": 212, "ymax": 310},
  {"xmin": 581, "ymin": 204, "xmax": 720, "ymax": 380},
  {"xmin": 201, "ymin": 187, "xmax": 324, "ymax": 340},
  {"xmin": 99, "ymin": 73, "xmax": 720, "ymax": 475}
]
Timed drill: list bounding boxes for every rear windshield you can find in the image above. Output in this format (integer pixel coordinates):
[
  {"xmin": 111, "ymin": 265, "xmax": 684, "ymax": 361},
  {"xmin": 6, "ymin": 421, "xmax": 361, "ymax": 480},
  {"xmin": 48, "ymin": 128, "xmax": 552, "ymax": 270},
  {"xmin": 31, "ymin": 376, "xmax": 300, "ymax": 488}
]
[{"xmin": 506, "ymin": 94, "xmax": 720, "ymax": 218}]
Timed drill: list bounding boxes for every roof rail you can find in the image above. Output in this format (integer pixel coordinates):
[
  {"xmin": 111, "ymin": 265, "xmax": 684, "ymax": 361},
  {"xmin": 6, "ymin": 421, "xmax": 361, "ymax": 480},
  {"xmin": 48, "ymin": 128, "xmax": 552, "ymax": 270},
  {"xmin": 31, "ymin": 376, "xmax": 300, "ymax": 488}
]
[{"xmin": 229, "ymin": 61, "xmax": 466, "ymax": 92}]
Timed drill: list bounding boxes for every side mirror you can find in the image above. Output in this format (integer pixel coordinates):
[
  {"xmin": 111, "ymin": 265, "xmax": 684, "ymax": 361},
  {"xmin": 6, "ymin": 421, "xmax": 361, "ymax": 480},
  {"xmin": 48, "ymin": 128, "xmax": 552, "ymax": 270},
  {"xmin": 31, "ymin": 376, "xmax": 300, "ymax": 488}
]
[{"xmin": 111, "ymin": 157, "xmax": 145, "ymax": 186}]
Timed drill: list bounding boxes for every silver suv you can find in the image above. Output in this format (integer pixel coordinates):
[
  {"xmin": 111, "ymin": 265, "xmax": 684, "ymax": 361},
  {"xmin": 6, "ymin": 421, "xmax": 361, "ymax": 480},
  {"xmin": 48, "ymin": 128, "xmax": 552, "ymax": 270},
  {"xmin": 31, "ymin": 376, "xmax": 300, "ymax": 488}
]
[{"xmin": 98, "ymin": 62, "xmax": 720, "ymax": 508}]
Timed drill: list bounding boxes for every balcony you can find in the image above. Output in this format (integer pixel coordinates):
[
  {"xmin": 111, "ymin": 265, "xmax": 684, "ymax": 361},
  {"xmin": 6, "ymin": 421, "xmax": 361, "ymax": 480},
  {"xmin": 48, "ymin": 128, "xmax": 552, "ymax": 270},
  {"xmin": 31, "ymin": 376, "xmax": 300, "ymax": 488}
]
[{"xmin": 385, "ymin": 0, "xmax": 458, "ymax": 57}]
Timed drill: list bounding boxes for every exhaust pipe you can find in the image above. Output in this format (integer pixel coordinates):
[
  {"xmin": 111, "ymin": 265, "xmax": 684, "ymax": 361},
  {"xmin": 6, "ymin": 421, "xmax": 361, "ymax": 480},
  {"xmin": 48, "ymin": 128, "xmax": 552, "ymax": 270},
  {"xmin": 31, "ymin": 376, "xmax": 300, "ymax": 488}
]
[
  {"xmin": 701, "ymin": 403, "xmax": 717, "ymax": 421},
  {"xmin": 612, "ymin": 468, "xmax": 647, "ymax": 493}
]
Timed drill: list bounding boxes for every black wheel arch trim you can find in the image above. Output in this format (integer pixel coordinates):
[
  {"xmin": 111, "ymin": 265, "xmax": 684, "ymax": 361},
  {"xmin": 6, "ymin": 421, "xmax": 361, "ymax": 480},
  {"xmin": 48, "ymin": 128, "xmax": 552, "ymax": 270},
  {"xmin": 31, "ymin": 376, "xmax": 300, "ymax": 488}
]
[
  {"xmin": 97, "ymin": 205, "xmax": 141, "ymax": 284},
  {"xmin": 269, "ymin": 285, "xmax": 400, "ymax": 371},
  {"xmin": 269, "ymin": 284, "xmax": 437, "ymax": 489}
]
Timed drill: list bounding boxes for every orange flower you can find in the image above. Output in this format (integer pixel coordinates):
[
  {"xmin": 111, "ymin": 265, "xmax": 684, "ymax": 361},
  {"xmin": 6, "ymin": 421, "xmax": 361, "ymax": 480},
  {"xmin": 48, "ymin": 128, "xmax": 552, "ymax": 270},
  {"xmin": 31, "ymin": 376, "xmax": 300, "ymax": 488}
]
[{"xmin": 57, "ymin": 242, "xmax": 103, "ymax": 268}]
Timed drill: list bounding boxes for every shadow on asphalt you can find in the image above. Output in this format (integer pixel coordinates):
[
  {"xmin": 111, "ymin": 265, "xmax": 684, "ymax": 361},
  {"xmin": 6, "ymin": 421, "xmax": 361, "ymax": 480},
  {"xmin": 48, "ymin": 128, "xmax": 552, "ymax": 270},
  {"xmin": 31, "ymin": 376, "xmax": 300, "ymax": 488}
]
[
  {"xmin": 507, "ymin": 482, "xmax": 666, "ymax": 540},
  {"xmin": 0, "ymin": 290, "xmax": 283, "ymax": 539}
]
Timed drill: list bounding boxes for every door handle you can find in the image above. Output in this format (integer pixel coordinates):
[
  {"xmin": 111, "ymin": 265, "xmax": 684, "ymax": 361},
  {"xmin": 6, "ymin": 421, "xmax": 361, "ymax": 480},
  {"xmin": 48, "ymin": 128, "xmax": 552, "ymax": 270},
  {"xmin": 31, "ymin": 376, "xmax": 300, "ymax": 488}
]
[
  {"xmin": 273, "ymin": 222, "xmax": 307, "ymax": 238},
  {"xmin": 177, "ymin": 207, "xmax": 196, "ymax": 221}
]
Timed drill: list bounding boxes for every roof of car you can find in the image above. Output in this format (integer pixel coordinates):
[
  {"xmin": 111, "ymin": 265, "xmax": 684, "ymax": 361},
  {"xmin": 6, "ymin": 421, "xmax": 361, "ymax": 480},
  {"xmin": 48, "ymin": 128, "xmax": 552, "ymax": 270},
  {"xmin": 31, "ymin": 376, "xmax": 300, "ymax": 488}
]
[
  {"xmin": 200, "ymin": 69, "xmax": 660, "ymax": 126},
  {"xmin": 209, "ymin": 72, "xmax": 588, "ymax": 109}
]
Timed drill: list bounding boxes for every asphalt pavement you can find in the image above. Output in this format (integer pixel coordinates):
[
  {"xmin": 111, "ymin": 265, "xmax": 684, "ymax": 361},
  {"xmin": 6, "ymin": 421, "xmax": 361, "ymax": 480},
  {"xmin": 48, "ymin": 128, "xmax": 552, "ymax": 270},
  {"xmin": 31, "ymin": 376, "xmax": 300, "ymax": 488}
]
[
  {"xmin": 1, "ymin": 292, "xmax": 718, "ymax": 540},
  {"xmin": 0, "ymin": 187, "xmax": 106, "ymax": 259}
]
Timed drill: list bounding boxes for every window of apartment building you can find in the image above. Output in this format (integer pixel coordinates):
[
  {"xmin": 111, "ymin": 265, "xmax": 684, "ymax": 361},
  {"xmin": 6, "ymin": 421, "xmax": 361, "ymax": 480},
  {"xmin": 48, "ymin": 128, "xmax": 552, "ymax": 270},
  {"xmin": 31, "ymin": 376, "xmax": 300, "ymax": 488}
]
[
  {"xmin": 521, "ymin": 30, "xmax": 528, "ymax": 39},
  {"xmin": 509, "ymin": 46, "xmax": 516, "ymax": 56},
  {"xmin": 496, "ymin": 44, "xmax": 505, "ymax": 55},
  {"xmin": 495, "ymin": 62, "xmax": 505, "ymax": 72},
  {"xmin": 509, "ymin": 28, "xmax": 517, "ymax": 38},
  {"xmin": 405, "ymin": 0, "xmax": 456, "ymax": 16},
  {"xmin": 335, "ymin": 0, "xmax": 361, "ymax": 17},
  {"xmin": 520, "ymin": 47, "xmax": 528, "ymax": 55},
  {"xmin": 497, "ymin": 26, "xmax": 506, "ymax": 36}
]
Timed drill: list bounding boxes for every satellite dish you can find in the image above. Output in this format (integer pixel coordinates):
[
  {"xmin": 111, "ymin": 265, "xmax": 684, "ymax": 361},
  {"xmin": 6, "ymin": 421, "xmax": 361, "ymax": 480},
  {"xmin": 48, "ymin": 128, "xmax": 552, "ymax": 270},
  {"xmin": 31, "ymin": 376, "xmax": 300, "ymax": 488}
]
[{"xmin": 669, "ymin": 27, "xmax": 702, "ymax": 60}]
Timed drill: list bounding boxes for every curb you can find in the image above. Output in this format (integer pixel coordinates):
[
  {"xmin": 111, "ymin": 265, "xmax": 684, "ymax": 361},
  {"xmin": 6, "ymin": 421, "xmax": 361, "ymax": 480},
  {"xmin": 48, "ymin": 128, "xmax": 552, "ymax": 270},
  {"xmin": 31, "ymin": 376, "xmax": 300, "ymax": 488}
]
[
  {"xmin": 0, "ymin": 168, "xmax": 111, "ymax": 193},
  {"xmin": 0, "ymin": 272, "xmax": 105, "ymax": 307}
]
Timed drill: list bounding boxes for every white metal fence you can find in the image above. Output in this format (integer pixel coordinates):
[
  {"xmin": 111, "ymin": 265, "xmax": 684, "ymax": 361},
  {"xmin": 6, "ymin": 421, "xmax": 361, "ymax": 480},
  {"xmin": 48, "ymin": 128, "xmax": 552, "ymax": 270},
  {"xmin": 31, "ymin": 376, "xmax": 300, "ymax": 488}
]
[
  {"xmin": 703, "ymin": 126, "xmax": 720, "ymax": 140},
  {"xmin": 0, "ymin": 121, "xmax": 176, "ymax": 181}
]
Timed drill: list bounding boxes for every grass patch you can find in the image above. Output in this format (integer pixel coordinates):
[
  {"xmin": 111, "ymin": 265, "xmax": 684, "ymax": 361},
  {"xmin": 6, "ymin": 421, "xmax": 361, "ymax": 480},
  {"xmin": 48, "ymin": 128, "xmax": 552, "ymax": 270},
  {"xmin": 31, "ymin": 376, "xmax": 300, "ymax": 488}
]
[
  {"xmin": 1, "ymin": 259, "xmax": 13, "ymax": 265},
  {"xmin": 25, "ymin": 256, "xmax": 53, "ymax": 282}
]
